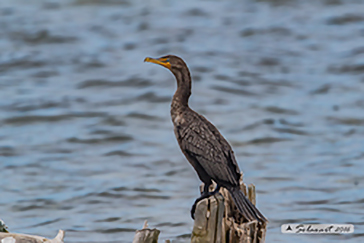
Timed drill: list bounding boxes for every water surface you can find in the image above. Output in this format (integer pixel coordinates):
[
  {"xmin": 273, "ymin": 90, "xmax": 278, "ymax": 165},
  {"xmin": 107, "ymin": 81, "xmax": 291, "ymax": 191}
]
[{"xmin": 1, "ymin": 0, "xmax": 364, "ymax": 242}]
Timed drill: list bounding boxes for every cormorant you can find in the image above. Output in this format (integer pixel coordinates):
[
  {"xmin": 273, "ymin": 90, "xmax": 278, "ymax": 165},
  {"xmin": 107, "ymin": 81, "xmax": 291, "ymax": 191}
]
[{"xmin": 144, "ymin": 55, "xmax": 267, "ymax": 223}]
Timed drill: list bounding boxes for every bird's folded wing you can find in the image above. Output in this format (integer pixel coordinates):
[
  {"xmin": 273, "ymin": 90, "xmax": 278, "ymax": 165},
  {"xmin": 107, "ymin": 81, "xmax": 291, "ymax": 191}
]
[{"xmin": 179, "ymin": 117, "xmax": 240, "ymax": 187}]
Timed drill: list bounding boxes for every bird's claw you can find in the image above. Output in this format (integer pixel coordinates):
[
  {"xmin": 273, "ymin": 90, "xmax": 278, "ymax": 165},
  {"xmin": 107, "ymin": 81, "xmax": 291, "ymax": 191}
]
[{"xmin": 191, "ymin": 203, "xmax": 197, "ymax": 220}]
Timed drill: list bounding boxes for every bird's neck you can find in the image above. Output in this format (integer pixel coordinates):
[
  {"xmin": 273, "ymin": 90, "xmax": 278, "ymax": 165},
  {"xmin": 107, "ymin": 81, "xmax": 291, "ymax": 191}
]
[{"xmin": 172, "ymin": 70, "xmax": 191, "ymax": 108}]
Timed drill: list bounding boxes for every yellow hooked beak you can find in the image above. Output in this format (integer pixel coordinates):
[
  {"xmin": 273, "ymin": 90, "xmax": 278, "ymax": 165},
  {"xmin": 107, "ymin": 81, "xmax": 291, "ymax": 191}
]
[{"xmin": 144, "ymin": 57, "xmax": 171, "ymax": 69}]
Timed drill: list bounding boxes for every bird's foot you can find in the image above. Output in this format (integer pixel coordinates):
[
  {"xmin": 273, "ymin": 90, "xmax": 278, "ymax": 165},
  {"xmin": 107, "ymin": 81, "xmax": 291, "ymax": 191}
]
[{"xmin": 191, "ymin": 186, "xmax": 221, "ymax": 220}]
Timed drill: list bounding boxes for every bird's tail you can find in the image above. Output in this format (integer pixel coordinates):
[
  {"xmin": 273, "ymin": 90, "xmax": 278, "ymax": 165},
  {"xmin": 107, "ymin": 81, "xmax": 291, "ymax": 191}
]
[{"xmin": 228, "ymin": 187, "xmax": 267, "ymax": 223}]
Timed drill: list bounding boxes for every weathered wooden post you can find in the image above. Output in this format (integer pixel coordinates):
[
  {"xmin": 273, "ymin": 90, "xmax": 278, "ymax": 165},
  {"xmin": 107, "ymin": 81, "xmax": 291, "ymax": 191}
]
[
  {"xmin": 191, "ymin": 193, "xmax": 225, "ymax": 243},
  {"xmin": 191, "ymin": 175, "xmax": 267, "ymax": 243},
  {"xmin": 132, "ymin": 221, "xmax": 160, "ymax": 243},
  {"xmin": 132, "ymin": 173, "xmax": 267, "ymax": 243},
  {"xmin": 0, "ymin": 230, "xmax": 65, "ymax": 243},
  {"xmin": 0, "ymin": 219, "xmax": 65, "ymax": 243}
]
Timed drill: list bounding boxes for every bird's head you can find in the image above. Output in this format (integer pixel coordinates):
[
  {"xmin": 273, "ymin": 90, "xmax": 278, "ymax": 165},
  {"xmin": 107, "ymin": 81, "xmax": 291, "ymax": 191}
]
[{"xmin": 144, "ymin": 55, "xmax": 188, "ymax": 75}]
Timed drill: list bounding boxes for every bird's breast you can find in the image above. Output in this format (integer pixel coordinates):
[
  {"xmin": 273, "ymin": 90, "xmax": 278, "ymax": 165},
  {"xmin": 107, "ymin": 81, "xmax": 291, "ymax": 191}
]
[{"xmin": 170, "ymin": 101, "xmax": 188, "ymax": 127}]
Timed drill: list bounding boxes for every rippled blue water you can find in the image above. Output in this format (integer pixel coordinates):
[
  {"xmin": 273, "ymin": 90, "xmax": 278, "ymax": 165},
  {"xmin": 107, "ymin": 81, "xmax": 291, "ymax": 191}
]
[{"xmin": 1, "ymin": 0, "xmax": 364, "ymax": 242}]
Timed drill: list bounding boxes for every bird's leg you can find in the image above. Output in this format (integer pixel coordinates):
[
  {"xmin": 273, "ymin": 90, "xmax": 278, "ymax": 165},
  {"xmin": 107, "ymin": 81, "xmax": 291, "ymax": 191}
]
[
  {"xmin": 210, "ymin": 184, "xmax": 221, "ymax": 195},
  {"xmin": 201, "ymin": 182, "xmax": 211, "ymax": 195},
  {"xmin": 191, "ymin": 184, "xmax": 221, "ymax": 219}
]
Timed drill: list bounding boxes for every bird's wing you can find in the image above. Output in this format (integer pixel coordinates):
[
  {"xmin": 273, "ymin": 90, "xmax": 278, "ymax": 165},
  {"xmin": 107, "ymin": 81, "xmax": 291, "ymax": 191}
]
[{"xmin": 177, "ymin": 112, "xmax": 241, "ymax": 187}]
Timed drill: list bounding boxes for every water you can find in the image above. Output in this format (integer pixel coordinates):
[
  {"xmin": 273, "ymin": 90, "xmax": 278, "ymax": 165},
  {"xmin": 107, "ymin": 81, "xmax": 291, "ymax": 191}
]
[{"xmin": 0, "ymin": 0, "xmax": 364, "ymax": 242}]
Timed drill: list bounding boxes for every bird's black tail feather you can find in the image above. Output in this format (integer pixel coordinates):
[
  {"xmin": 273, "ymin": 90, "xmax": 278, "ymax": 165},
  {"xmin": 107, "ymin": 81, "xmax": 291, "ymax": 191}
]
[{"xmin": 228, "ymin": 187, "xmax": 268, "ymax": 223}]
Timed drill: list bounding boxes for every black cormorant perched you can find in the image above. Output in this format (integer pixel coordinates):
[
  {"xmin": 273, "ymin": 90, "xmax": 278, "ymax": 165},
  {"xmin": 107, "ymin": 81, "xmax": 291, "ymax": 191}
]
[{"xmin": 144, "ymin": 55, "xmax": 267, "ymax": 223}]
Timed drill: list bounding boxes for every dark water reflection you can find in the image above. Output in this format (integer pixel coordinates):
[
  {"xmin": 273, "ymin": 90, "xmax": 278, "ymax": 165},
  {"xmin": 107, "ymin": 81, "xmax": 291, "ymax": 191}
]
[{"xmin": 1, "ymin": 0, "xmax": 364, "ymax": 242}]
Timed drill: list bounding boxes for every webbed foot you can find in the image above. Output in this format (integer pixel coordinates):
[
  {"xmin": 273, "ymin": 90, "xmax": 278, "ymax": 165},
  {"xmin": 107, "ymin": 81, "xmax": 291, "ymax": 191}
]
[{"xmin": 190, "ymin": 185, "xmax": 221, "ymax": 220}]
